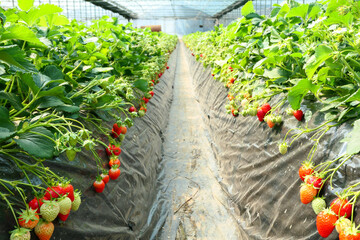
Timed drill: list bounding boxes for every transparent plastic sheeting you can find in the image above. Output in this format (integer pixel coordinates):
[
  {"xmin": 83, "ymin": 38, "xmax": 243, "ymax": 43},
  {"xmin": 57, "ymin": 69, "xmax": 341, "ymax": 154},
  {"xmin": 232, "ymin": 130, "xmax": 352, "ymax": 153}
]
[
  {"xmin": 0, "ymin": 44, "xmax": 179, "ymax": 240},
  {"xmin": 184, "ymin": 44, "xmax": 360, "ymax": 240}
]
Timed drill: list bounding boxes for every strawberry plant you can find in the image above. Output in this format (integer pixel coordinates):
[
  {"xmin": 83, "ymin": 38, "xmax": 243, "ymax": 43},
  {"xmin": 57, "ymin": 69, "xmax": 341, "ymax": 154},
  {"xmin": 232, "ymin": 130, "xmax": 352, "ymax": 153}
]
[
  {"xmin": 184, "ymin": 0, "xmax": 360, "ymax": 238},
  {"xmin": 0, "ymin": 0, "xmax": 177, "ymax": 237}
]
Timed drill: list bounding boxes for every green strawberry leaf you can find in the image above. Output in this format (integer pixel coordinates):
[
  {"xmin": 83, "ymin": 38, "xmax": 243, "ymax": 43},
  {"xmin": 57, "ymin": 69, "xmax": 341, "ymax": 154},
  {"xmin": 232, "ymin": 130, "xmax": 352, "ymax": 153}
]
[
  {"xmin": 241, "ymin": 1, "xmax": 255, "ymax": 17},
  {"xmin": 18, "ymin": 4, "xmax": 63, "ymax": 27},
  {"xmin": 288, "ymin": 79, "xmax": 320, "ymax": 110},
  {"xmin": 0, "ymin": 91, "xmax": 24, "ymax": 111},
  {"xmin": 15, "ymin": 127, "xmax": 55, "ymax": 159},
  {"xmin": 0, "ymin": 127, "xmax": 16, "ymax": 141},
  {"xmin": 0, "ymin": 45, "xmax": 37, "ymax": 73},
  {"xmin": 304, "ymin": 45, "xmax": 333, "ymax": 79},
  {"xmin": 55, "ymin": 105, "xmax": 80, "ymax": 113},
  {"xmin": 286, "ymin": 4, "xmax": 309, "ymax": 20},
  {"xmin": 133, "ymin": 79, "xmax": 148, "ymax": 92},
  {"xmin": 18, "ymin": 0, "xmax": 34, "ymax": 11},
  {"xmin": 1, "ymin": 25, "xmax": 45, "ymax": 47},
  {"xmin": 341, "ymin": 119, "xmax": 360, "ymax": 155},
  {"xmin": 43, "ymin": 65, "xmax": 64, "ymax": 80},
  {"xmin": 0, "ymin": 106, "xmax": 15, "ymax": 131}
]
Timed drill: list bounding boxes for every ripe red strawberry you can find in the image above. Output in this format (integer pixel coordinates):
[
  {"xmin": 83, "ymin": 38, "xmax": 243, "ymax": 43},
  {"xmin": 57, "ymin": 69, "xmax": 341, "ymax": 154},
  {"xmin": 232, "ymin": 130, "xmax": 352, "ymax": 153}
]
[
  {"xmin": 106, "ymin": 144, "xmax": 121, "ymax": 156},
  {"xmin": 112, "ymin": 146, "xmax": 121, "ymax": 155},
  {"xmin": 62, "ymin": 183, "xmax": 74, "ymax": 202},
  {"xmin": 58, "ymin": 213, "xmax": 70, "ymax": 221},
  {"xmin": 257, "ymin": 108, "xmax": 265, "ymax": 122},
  {"xmin": 200, "ymin": 54, "xmax": 203, "ymax": 57},
  {"xmin": 261, "ymin": 103, "xmax": 271, "ymax": 114},
  {"xmin": 111, "ymin": 129, "xmax": 119, "ymax": 138},
  {"xmin": 113, "ymin": 123, "xmax": 121, "ymax": 135},
  {"xmin": 101, "ymin": 171, "xmax": 110, "ymax": 184},
  {"xmin": 105, "ymin": 144, "xmax": 112, "ymax": 155},
  {"xmin": 293, "ymin": 109, "xmax": 303, "ymax": 121},
  {"xmin": 299, "ymin": 162, "xmax": 314, "ymax": 181},
  {"xmin": 316, "ymin": 209, "xmax": 338, "ymax": 238},
  {"xmin": 300, "ymin": 184, "xmax": 317, "ymax": 204},
  {"xmin": 109, "ymin": 165, "xmax": 121, "ymax": 180},
  {"xmin": 151, "ymin": 79, "xmax": 155, "ymax": 84},
  {"xmin": 229, "ymin": 77, "xmax": 235, "ymax": 83},
  {"xmin": 143, "ymin": 97, "xmax": 149, "ymax": 104},
  {"xmin": 306, "ymin": 175, "xmax": 323, "ymax": 189},
  {"xmin": 35, "ymin": 219, "xmax": 54, "ymax": 240},
  {"xmin": 211, "ymin": 73, "xmax": 214, "ymax": 76},
  {"xmin": 149, "ymin": 91, "xmax": 154, "ymax": 97},
  {"xmin": 166, "ymin": 66, "xmax": 169, "ymax": 69},
  {"xmin": 93, "ymin": 177, "xmax": 105, "ymax": 193},
  {"xmin": 330, "ymin": 197, "xmax": 352, "ymax": 218},
  {"xmin": 28, "ymin": 197, "xmax": 44, "ymax": 213},
  {"xmin": 229, "ymin": 66, "xmax": 233, "ymax": 72},
  {"xmin": 18, "ymin": 208, "xmax": 39, "ymax": 229},
  {"xmin": 44, "ymin": 185, "xmax": 63, "ymax": 200},
  {"xmin": 10, "ymin": 227, "xmax": 30, "ymax": 240},
  {"xmin": 129, "ymin": 106, "xmax": 136, "ymax": 112},
  {"xmin": 120, "ymin": 125, "xmax": 127, "ymax": 134},
  {"xmin": 109, "ymin": 158, "xmax": 120, "ymax": 168},
  {"xmin": 191, "ymin": 53, "xmax": 194, "ymax": 56},
  {"xmin": 40, "ymin": 200, "xmax": 60, "ymax": 222}
]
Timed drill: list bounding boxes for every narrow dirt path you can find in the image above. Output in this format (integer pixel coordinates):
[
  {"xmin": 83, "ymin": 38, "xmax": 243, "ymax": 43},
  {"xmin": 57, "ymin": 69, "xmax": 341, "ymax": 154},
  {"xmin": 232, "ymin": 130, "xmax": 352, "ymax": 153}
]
[{"xmin": 154, "ymin": 42, "xmax": 242, "ymax": 240}]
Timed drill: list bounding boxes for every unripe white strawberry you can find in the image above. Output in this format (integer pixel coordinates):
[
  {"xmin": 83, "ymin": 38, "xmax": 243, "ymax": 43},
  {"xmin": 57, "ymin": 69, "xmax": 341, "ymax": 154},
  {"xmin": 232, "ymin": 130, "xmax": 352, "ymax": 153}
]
[
  {"xmin": 10, "ymin": 227, "xmax": 30, "ymax": 240},
  {"xmin": 312, "ymin": 197, "xmax": 326, "ymax": 214},
  {"xmin": 58, "ymin": 197, "xmax": 72, "ymax": 215},
  {"xmin": 71, "ymin": 191, "xmax": 81, "ymax": 211},
  {"xmin": 278, "ymin": 142, "xmax": 288, "ymax": 155},
  {"xmin": 40, "ymin": 200, "xmax": 60, "ymax": 222}
]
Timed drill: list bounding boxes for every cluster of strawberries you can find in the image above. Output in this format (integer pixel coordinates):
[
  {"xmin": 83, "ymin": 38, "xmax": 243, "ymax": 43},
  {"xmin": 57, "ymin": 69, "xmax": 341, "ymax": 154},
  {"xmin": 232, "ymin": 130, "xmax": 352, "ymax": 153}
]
[
  {"xmin": 11, "ymin": 183, "xmax": 81, "ymax": 240},
  {"xmin": 128, "ymin": 64, "xmax": 169, "ymax": 117},
  {"xmin": 298, "ymin": 163, "xmax": 359, "ymax": 239},
  {"xmin": 94, "ymin": 63, "xmax": 171, "ymax": 193},
  {"xmin": 93, "ymin": 123, "xmax": 125, "ymax": 193}
]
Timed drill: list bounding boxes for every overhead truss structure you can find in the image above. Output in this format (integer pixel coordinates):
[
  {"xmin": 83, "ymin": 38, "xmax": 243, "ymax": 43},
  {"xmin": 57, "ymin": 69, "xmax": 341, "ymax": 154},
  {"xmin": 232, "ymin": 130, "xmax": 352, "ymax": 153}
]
[
  {"xmin": 85, "ymin": 0, "xmax": 138, "ymax": 19},
  {"xmin": 90, "ymin": 0, "xmax": 249, "ymax": 20}
]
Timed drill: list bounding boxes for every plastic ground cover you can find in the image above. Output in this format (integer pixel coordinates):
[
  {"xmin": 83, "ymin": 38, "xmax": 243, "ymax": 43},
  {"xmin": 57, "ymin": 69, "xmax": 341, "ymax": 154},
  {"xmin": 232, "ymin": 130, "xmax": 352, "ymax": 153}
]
[
  {"xmin": 0, "ymin": 44, "xmax": 178, "ymax": 240},
  {"xmin": 184, "ymin": 44, "xmax": 360, "ymax": 240}
]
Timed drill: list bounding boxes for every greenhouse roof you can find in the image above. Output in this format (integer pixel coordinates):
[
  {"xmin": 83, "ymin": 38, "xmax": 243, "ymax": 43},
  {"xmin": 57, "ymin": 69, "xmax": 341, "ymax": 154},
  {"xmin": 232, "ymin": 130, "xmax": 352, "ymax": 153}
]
[{"xmin": 95, "ymin": 0, "xmax": 246, "ymax": 19}]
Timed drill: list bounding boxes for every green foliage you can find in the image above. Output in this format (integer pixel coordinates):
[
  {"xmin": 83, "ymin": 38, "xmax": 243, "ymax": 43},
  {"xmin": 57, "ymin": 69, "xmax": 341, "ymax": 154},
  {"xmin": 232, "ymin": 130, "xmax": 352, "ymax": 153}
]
[
  {"xmin": 342, "ymin": 119, "xmax": 360, "ymax": 155},
  {"xmin": 241, "ymin": 1, "xmax": 255, "ymax": 17},
  {"xmin": 184, "ymin": 0, "xmax": 360, "ymax": 126},
  {"xmin": 0, "ymin": 3, "xmax": 177, "ymax": 229},
  {"xmin": 15, "ymin": 127, "xmax": 55, "ymax": 158}
]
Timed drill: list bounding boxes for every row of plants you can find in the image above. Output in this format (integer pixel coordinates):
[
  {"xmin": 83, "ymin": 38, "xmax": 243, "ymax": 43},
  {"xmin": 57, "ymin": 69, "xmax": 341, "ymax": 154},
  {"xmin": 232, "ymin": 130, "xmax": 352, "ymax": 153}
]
[
  {"xmin": 184, "ymin": 0, "xmax": 360, "ymax": 239},
  {"xmin": 0, "ymin": 0, "xmax": 177, "ymax": 239}
]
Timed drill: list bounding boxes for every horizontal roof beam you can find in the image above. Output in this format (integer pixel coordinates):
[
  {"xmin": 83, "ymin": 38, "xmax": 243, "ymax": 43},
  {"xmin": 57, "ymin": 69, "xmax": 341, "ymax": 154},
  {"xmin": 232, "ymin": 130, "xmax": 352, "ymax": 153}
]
[
  {"xmin": 213, "ymin": 0, "xmax": 249, "ymax": 19},
  {"xmin": 85, "ymin": 0, "xmax": 138, "ymax": 19}
]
